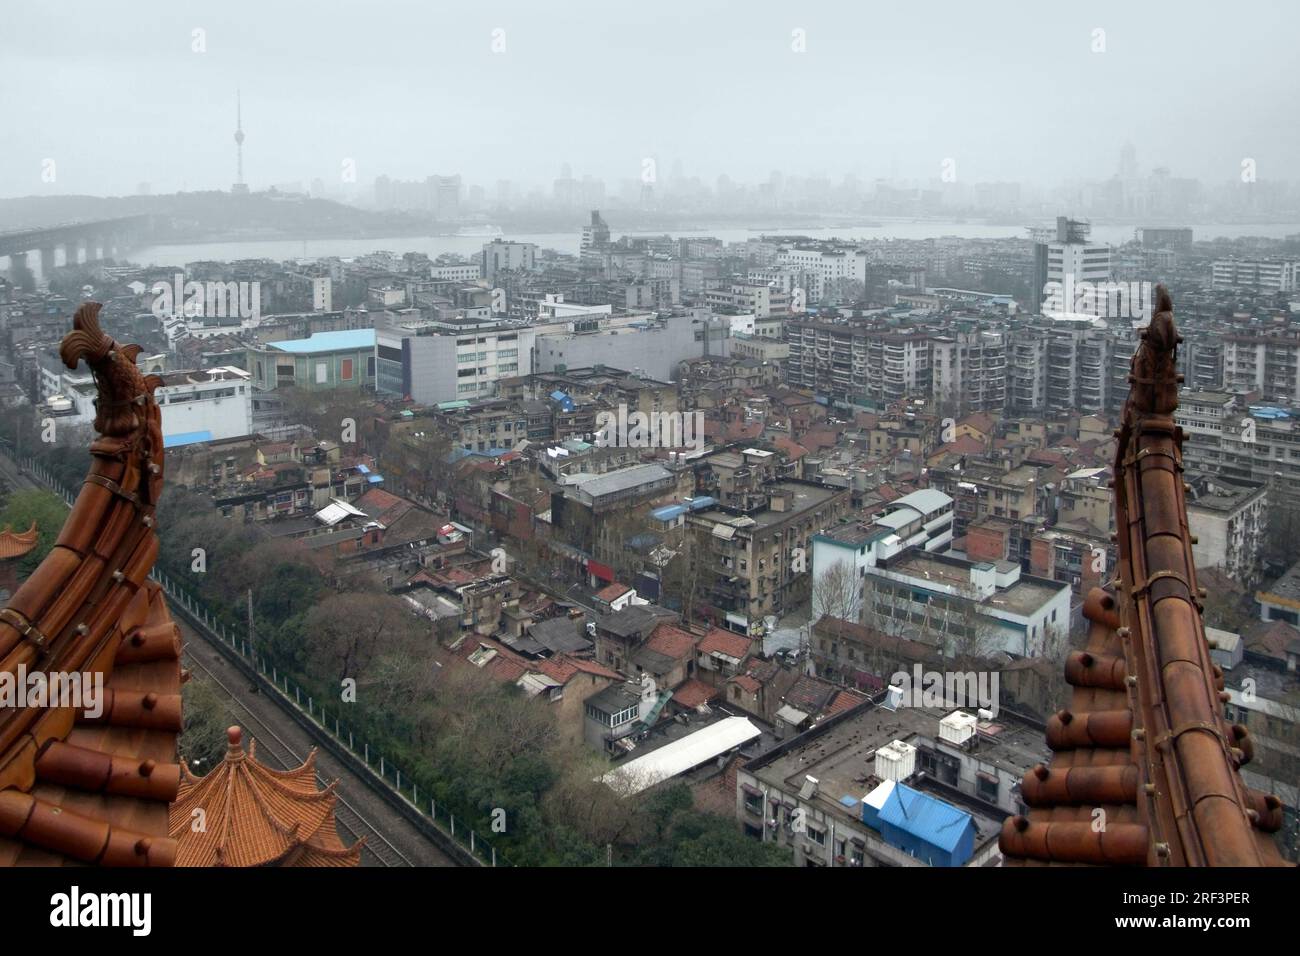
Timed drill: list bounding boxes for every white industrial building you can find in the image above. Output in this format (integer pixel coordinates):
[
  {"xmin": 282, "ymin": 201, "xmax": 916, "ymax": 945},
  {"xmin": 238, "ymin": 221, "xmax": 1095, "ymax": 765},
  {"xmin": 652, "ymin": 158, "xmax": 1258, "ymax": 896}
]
[{"xmin": 156, "ymin": 366, "xmax": 254, "ymax": 447}]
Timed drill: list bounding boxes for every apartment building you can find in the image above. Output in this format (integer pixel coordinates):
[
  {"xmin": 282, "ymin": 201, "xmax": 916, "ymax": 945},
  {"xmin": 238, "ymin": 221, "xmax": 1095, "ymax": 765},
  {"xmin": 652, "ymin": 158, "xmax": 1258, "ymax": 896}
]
[
  {"xmin": 1179, "ymin": 330, "xmax": 1224, "ymax": 392},
  {"xmin": 1182, "ymin": 400, "xmax": 1300, "ymax": 508},
  {"xmin": 1185, "ymin": 472, "xmax": 1268, "ymax": 588},
  {"xmin": 737, "ymin": 702, "xmax": 1050, "ymax": 867},
  {"xmin": 1030, "ymin": 217, "xmax": 1111, "ymax": 316},
  {"xmin": 1008, "ymin": 329, "xmax": 1048, "ymax": 413},
  {"xmin": 1045, "ymin": 317, "xmax": 1111, "ymax": 415},
  {"xmin": 1212, "ymin": 258, "xmax": 1299, "ymax": 293},
  {"xmin": 428, "ymin": 398, "xmax": 529, "ymax": 453},
  {"xmin": 686, "ymin": 480, "xmax": 851, "ymax": 634},
  {"xmin": 858, "ymin": 546, "xmax": 1070, "ymax": 658},
  {"xmin": 480, "ymin": 239, "xmax": 537, "ymax": 283},
  {"xmin": 430, "ymin": 262, "xmax": 482, "ymax": 282},
  {"xmin": 775, "ymin": 244, "xmax": 869, "ymax": 304},
  {"xmin": 375, "ymin": 317, "xmax": 533, "ymax": 404},
  {"xmin": 928, "ymin": 457, "xmax": 1053, "ymax": 540},
  {"xmin": 785, "ymin": 320, "xmax": 931, "ymax": 411},
  {"xmin": 811, "ymin": 489, "xmax": 955, "ymax": 616},
  {"xmin": 705, "ymin": 282, "xmax": 791, "ymax": 319},
  {"xmin": 1222, "ymin": 333, "xmax": 1300, "ymax": 404},
  {"xmin": 931, "ymin": 326, "xmax": 1008, "ymax": 414}
]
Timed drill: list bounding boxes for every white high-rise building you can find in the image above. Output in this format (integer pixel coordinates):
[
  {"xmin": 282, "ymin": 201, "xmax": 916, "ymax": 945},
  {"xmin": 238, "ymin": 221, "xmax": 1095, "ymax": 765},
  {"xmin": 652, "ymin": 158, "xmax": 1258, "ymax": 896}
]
[
  {"xmin": 775, "ymin": 244, "xmax": 868, "ymax": 304},
  {"xmin": 1031, "ymin": 218, "xmax": 1111, "ymax": 316}
]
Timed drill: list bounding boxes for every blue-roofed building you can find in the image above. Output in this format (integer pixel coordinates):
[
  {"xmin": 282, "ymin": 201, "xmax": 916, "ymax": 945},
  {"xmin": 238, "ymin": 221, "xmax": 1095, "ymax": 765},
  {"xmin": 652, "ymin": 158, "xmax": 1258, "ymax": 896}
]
[
  {"xmin": 737, "ymin": 700, "xmax": 1038, "ymax": 867},
  {"xmin": 247, "ymin": 329, "xmax": 377, "ymax": 392},
  {"xmin": 875, "ymin": 783, "xmax": 976, "ymax": 867},
  {"xmin": 163, "ymin": 430, "xmax": 214, "ymax": 449}
]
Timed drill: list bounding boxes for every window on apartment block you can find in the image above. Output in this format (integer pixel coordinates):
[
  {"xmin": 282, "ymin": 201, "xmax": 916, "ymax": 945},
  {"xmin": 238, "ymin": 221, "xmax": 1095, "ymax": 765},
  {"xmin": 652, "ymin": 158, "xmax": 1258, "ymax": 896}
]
[{"xmin": 977, "ymin": 772, "xmax": 999, "ymax": 803}]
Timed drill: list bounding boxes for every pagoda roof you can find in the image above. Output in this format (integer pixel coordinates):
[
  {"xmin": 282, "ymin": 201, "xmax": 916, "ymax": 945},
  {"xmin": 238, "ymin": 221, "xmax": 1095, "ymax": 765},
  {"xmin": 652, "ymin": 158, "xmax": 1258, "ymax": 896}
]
[
  {"xmin": 0, "ymin": 303, "xmax": 183, "ymax": 867},
  {"xmin": 0, "ymin": 521, "xmax": 38, "ymax": 560},
  {"xmin": 169, "ymin": 727, "xmax": 361, "ymax": 867}
]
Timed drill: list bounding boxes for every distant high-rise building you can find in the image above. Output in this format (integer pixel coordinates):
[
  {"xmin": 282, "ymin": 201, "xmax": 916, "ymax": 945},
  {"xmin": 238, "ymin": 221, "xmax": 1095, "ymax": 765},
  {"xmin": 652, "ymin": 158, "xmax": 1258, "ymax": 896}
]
[
  {"xmin": 1118, "ymin": 142, "xmax": 1139, "ymax": 181},
  {"xmin": 431, "ymin": 175, "xmax": 461, "ymax": 219},
  {"xmin": 481, "ymin": 239, "xmax": 537, "ymax": 283},
  {"xmin": 1135, "ymin": 226, "xmax": 1193, "ymax": 250},
  {"xmin": 581, "ymin": 211, "xmax": 610, "ymax": 258}
]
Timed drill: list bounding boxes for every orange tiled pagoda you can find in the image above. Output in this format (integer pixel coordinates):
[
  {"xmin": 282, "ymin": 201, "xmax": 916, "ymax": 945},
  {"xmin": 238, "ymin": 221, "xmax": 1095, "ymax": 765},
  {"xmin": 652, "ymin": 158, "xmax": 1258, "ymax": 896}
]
[
  {"xmin": 0, "ymin": 521, "xmax": 40, "ymax": 598},
  {"xmin": 0, "ymin": 303, "xmax": 184, "ymax": 866},
  {"xmin": 0, "ymin": 522, "xmax": 38, "ymax": 561},
  {"xmin": 999, "ymin": 287, "xmax": 1290, "ymax": 867},
  {"xmin": 170, "ymin": 726, "xmax": 362, "ymax": 867}
]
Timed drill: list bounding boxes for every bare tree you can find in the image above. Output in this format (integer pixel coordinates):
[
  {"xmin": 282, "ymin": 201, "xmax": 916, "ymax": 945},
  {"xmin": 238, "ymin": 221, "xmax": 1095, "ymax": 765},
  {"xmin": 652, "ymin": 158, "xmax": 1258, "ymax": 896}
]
[
  {"xmin": 942, "ymin": 600, "xmax": 1004, "ymax": 668},
  {"xmin": 812, "ymin": 559, "xmax": 861, "ymax": 624},
  {"xmin": 303, "ymin": 591, "xmax": 423, "ymax": 686}
]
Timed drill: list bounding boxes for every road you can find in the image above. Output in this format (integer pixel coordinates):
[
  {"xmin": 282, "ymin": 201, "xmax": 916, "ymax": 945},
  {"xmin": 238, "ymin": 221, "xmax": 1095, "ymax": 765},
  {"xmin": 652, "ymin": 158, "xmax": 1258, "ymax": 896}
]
[
  {"xmin": 179, "ymin": 619, "xmax": 456, "ymax": 867},
  {"xmin": 0, "ymin": 452, "xmax": 43, "ymax": 496}
]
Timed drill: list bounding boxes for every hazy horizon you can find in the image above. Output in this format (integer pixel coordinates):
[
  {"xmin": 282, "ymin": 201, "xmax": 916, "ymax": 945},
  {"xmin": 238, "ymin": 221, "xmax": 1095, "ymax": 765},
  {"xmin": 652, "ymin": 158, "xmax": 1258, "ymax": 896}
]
[{"xmin": 3, "ymin": 0, "xmax": 1298, "ymax": 200}]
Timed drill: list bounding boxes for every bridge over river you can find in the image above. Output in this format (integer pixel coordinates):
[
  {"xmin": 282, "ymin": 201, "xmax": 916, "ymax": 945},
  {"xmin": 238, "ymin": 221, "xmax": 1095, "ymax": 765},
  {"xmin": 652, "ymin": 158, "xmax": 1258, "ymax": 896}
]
[{"xmin": 0, "ymin": 214, "xmax": 153, "ymax": 282}]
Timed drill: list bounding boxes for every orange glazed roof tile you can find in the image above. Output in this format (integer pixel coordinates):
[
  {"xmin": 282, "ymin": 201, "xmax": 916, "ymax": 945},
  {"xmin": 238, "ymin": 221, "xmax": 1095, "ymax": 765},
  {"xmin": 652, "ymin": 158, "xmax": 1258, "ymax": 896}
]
[
  {"xmin": 169, "ymin": 727, "xmax": 361, "ymax": 867},
  {"xmin": 0, "ymin": 522, "xmax": 39, "ymax": 560},
  {"xmin": 998, "ymin": 288, "xmax": 1290, "ymax": 869},
  {"xmin": 0, "ymin": 303, "xmax": 183, "ymax": 867},
  {"xmin": 672, "ymin": 678, "xmax": 719, "ymax": 709},
  {"xmin": 696, "ymin": 627, "xmax": 753, "ymax": 661}
]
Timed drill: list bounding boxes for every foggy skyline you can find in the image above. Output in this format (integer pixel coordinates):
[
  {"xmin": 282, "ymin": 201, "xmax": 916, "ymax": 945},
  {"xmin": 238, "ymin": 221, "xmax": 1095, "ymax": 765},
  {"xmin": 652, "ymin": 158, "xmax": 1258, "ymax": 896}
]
[{"xmin": 2, "ymin": 0, "xmax": 1298, "ymax": 200}]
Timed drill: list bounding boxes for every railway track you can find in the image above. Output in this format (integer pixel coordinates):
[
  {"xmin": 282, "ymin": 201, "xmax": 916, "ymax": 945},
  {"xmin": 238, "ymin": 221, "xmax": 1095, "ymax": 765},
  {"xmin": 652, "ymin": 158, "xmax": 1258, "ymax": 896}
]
[{"xmin": 181, "ymin": 640, "xmax": 415, "ymax": 868}]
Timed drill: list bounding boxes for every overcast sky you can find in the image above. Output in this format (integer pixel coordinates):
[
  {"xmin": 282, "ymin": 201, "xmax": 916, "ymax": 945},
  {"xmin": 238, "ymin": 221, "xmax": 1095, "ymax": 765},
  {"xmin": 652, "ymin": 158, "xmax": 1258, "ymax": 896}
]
[{"xmin": 2, "ymin": 0, "xmax": 1296, "ymax": 198}]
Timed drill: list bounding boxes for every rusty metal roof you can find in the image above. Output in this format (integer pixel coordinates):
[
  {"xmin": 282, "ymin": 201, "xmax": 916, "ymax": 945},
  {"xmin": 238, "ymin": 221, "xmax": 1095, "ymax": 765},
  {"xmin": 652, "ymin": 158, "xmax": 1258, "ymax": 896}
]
[{"xmin": 999, "ymin": 287, "xmax": 1290, "ymax": 867}]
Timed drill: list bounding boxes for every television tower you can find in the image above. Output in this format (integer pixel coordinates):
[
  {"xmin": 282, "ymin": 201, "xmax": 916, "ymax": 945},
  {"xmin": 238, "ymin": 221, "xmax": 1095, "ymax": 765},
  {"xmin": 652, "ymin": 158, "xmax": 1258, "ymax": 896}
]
[{"xmin": 232, "ymin": 90, "xmax": 249, "ymax": 194}]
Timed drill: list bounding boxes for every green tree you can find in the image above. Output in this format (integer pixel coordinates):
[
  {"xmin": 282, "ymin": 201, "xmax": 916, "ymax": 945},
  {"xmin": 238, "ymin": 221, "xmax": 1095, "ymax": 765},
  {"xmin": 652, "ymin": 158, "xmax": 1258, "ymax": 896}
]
[{"xmin": 178, "ymin": 676, "xmax": 241, "ymax": 775}]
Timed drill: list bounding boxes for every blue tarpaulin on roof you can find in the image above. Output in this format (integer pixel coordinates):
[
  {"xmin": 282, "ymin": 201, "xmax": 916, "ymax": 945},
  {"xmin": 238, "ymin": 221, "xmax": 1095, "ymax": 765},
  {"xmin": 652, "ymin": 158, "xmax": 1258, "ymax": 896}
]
[
  {"xmin": 652, "ymin": 504, "xmax": 686, "ymax": 522},
  {"xmin": 877, "ymin": 783, "xmax": 975, "ymax": 866},
  {"xmin": 163, "ymin": 430, "xmax": 213, "ymax": 448}
]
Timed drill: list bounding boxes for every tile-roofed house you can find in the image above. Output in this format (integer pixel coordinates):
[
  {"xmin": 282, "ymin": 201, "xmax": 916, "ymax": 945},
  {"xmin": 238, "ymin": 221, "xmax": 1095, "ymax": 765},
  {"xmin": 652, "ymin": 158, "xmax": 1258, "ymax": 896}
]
[
  {"xmin": 672, "ymin": 678, "xmax": 719, "ymax": 710},
  {"xmin": 695, "ymin": 627, "xmax": 755, "ymax": 683},
  {"xmin": 169, "ymin": 727, "xmax": 361, "ymax": 867},
  {"xmin": 632, "ymin": 622, "xmax": 700, "ymax": 689},
  {"xmin": 723, "ymin": 657, "xmax": 801, "ymax": 723},
  {"xmin": 592, "ymin": 603, "xmax": 678, "ymax": 673},
  {"xmin": 1240, "ymin": 619, "xmax": 1300, "ymax": 668},
  {"xmin": 527, "ymin": 614, "xmax": 594, "ymax": 656},
  {"xmin": 999, "ymin": 288, "xmax": 1289, "ymax": 868},
  {"xmin": 1, "ymin": 304, "xmax": 184, "ymax": 867}
]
